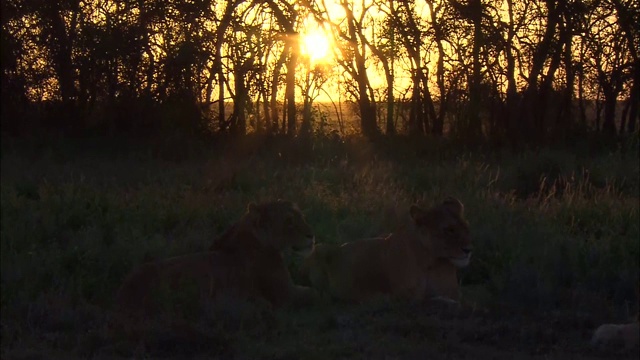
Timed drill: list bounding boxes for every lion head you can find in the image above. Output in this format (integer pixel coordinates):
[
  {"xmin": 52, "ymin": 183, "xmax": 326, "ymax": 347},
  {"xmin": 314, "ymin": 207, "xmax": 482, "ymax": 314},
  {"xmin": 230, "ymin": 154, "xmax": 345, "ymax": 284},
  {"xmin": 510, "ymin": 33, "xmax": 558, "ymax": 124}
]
[
  {"xmin": 409, "ymin": 197, "xmax": 472, "ymax": 268},
  {"xmin": 211, "ymin": 200, "xmax": 315, "ymax": 256}
]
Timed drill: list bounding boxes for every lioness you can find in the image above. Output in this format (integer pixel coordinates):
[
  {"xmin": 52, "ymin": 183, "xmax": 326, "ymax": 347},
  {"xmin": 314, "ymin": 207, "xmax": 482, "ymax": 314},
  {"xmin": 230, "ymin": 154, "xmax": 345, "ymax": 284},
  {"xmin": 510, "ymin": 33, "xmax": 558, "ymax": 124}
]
[
  {"xmin": 591, "ymin": 321, "xmax": 639, "ymax": 350},
  {"xmin": 114, "ymin": 200, "xmax": 316, "ymax": 323},
  {"xmin": 302, "ymin": 197, "xmax": 471, "ymax": 303}
]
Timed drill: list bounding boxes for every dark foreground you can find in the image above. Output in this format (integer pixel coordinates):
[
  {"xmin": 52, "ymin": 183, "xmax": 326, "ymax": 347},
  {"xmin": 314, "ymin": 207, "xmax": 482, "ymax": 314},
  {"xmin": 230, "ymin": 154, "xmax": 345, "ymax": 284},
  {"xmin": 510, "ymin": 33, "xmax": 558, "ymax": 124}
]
[
  {"xmin": 1, "ymin": 136, "xmax": 638, "ymax": 359},
  {"xmin": 3, "ymin": 297, "xmax": 638, "ymax": 359}
]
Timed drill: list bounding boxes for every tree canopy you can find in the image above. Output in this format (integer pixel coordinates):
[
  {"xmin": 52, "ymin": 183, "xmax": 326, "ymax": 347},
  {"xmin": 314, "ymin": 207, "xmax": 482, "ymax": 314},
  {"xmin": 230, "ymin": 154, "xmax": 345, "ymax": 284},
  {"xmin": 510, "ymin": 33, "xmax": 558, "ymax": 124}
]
[{"xmin": 2, "ymin": 0, "xmax": 638, "ymax": 143}]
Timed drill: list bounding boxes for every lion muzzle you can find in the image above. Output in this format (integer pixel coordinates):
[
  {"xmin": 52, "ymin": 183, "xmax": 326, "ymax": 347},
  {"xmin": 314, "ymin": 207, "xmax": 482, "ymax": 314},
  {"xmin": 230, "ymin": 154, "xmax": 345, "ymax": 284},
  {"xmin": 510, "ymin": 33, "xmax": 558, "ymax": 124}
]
[
  {"xmin": 293, "ymin": 235, "xmax": 315, "ymax": 257},
  {"xmin": 449, "ymin": 246, "xmax": 472, "ymax": 268}
]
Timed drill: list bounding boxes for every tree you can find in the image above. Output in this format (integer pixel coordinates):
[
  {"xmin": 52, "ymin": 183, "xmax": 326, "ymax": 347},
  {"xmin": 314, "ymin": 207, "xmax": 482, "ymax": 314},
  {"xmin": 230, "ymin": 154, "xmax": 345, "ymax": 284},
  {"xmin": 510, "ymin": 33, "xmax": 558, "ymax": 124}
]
[
  {"xmin": 323, "ymin": 0, "xmax": 380, "ymax": 138},
  {"xmin": 582, "ymin": 0, "xmax": 635, "ymax": 136}
]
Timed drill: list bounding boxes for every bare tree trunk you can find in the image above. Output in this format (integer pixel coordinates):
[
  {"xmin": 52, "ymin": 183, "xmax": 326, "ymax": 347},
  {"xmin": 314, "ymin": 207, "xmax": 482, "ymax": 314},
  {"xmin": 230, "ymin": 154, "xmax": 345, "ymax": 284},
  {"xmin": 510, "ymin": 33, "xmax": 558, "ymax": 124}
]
[
  {"xmin": 263, "ymin": 1, "xmax": 298, "ymax": 136},
  {"xmin": 41, "ymin": 2, "xmax": 80, "ymax": 130},
  {"xmin": 420, "ymin": 70, "xmax": 437, "ymax": 135},
  {"xmin": 602, "ymin": 86, "xmax": 618, "ymax": 136},
  {"xmin": 358, "ymin": 76, "xmax": 378, "ymax": 137},
  {"xmin": 468, "ymin": 0, "xmax": 483, "ymax": 141},
  {"xmin": 627, "ymin": 62, "xmax": 639, "ymax": 133},
  {"xmin": 386, "ymin": 73, "xmax": 395, "ymax": 135},
  {"xmin": 620, "ymin": 99, "xmax": 630, "ymax": 134},
  {"xmin": 422, "ymin": 0, "xmax": 447, "ymax": 136},
  {"xmin": 521, "ymin": 0, "xmax": 561, "ymax": 142},
  {"xmin": 386, "ymin": 0, "xmax": 396, "ymax": 135},
  {"xmin": 344, "ymin": 3, "xmax": 379, "ymax": 138},
  {"xmin": 270, "ymin": 52, "xmax": 286, "ymax": 134},
  {"xmin": 505, "ymin": 2, "xmax": 519, "ymax": 144},
  {"xmin": 556, "ymin": 16, "xmax": 575, "ymax": 141},
  {"xmin": 230, "ymin": 64, "xmax": 249, "ymax": 136},
  {"xmin": 300, "ymin": 68, "xmax": 313, "ymax": 137},
  {"xmin": 261, "ymin": 87, "xmax": 270, "ymax": 134},
  {"xmin": 214, "ymin": 2, "xmax": 239, "ymax": 132},
  {"xmin": 356, "ymin": 73, "xmax": 378, "ymax": 138},
  {"xmin": 285, "ymin": 34, "xmax": 298, "ymax": 136},
  {"xmin": 218, "ymin": 67, "xmax": 226, "ymax": 131},
  {"xmin": 538, "ymin": 28, "xmax": 563, "ymax": 139},
  {"xmin": 409, "ymin": 68, "xmax": 423, "ymax": 135}
]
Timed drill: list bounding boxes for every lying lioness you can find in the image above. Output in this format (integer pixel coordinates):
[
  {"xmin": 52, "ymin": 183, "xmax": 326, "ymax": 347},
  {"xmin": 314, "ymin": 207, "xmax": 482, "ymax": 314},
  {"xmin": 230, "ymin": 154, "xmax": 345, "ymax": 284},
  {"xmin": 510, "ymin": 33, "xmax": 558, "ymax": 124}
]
[
  {"xmin": 302, "ymin": 197, "xmax": 471, "ymax": 302},
  {"xmin": 591, "ymin": 321, "xmax": 639, "ymax": 350},
  {"xmin": 114, "ymin": 200, "xmax": 316, "ymax": 324}
]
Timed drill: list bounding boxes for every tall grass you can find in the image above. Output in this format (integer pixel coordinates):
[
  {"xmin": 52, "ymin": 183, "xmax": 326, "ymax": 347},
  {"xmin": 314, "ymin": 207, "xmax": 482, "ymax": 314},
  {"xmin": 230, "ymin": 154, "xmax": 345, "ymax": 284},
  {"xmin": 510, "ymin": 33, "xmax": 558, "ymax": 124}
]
[{"xmin": 1, "ymin": 137, "xmax": 638, "ymax": 358}]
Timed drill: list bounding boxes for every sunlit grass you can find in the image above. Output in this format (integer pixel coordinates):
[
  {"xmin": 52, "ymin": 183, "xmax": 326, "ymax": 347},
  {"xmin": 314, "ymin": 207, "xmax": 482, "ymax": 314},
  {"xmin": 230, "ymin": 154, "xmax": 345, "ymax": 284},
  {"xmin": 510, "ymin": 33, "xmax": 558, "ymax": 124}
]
[{"xmin": 1, "ymin": 138, "xmax": 638, "ymax": 358}]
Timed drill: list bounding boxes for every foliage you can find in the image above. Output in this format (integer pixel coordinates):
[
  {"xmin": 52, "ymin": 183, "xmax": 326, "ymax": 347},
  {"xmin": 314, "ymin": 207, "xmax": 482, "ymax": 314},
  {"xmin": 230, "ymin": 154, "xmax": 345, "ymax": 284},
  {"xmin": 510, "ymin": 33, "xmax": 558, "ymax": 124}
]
[{"xmin": 1, "ymin": 0, "xmax": 637, "ymax": 140}]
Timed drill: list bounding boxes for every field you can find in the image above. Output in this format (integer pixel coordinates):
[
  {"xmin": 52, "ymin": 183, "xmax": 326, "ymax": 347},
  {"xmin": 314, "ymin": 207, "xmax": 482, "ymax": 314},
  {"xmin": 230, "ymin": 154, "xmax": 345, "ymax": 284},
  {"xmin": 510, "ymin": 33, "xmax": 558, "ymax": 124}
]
[{"xmin": 1, "ymin": 135, "xmax": 638, "ymax": 359}]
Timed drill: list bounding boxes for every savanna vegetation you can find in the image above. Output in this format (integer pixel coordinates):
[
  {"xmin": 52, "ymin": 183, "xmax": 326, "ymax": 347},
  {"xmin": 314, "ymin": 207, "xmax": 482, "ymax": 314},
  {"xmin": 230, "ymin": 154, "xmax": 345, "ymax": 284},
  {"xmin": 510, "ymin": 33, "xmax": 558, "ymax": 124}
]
[
  {"xmin": 2, "ymin": 136, "xmax": 638, "ymax": 358},
  {"xmin": 1, "ymin": 0, "xmax": 639, "ymax": 358}
]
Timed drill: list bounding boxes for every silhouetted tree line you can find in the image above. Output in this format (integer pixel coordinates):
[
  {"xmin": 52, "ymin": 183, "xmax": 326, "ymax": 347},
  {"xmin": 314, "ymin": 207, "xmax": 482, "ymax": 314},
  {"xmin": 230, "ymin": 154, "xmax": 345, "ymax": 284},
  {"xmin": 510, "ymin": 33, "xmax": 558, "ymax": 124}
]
[{"xmin": 1, "ymin": 0, "xmax": 638, "ymax": 144}]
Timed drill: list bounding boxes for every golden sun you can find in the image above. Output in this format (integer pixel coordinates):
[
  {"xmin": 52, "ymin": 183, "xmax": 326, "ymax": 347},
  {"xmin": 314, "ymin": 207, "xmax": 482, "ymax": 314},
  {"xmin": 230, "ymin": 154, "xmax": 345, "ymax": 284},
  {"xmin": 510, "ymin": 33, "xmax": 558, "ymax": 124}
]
[{"xmin": 302, "ymin": 30, "xmax": 331, "ymax": 65}]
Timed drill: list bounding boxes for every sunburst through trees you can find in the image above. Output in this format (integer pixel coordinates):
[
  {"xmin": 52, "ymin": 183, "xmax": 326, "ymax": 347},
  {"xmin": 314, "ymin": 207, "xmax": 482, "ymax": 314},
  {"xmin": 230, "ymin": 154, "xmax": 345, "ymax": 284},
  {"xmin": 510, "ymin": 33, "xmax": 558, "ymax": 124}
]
[{"xmin": 1, "ymin": 0, "xmax": 637, "ymax": 140}]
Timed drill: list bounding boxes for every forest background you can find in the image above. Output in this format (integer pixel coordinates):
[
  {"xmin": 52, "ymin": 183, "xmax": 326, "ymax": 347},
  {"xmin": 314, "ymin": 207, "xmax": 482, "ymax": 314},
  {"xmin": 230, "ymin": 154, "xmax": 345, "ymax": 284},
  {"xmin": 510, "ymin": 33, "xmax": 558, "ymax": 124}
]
[{"xmin": 2, "ymin": 0, "xmax": 638, "ymax": 141}]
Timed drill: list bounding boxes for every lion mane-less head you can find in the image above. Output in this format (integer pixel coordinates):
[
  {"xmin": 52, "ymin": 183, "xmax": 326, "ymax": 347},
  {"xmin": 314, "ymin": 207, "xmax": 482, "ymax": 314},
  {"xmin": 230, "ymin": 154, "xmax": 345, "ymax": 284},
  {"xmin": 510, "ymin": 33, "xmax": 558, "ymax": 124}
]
[
  {"xmin": 409, "ymin": 197, "xmax": 472, "ymax": 268},
  {"xmin": 211, "ymin": 200, "xmax": 315, "ymax": 255}
]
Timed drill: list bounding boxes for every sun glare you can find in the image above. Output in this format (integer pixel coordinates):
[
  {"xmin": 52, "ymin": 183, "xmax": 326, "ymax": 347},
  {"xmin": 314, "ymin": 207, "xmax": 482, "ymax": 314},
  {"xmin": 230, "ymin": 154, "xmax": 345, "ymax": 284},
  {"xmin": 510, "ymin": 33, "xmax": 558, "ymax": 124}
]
[{"xmin": 302, "ymin": 29, "xmax": 331, "ymax": 65}]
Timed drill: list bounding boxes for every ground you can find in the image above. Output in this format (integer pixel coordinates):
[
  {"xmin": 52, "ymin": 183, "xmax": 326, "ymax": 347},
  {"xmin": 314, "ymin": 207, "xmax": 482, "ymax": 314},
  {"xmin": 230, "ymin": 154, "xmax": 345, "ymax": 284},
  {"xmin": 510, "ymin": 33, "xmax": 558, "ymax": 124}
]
[{"xmin": 1, "ymin": 135, "xmax": 638, "ymax": 359}]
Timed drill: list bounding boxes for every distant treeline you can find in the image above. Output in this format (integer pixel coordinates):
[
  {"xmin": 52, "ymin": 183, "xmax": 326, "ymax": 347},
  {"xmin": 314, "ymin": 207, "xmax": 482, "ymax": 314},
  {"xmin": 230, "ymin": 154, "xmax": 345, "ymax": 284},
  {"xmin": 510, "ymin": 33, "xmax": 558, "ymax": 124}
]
[{"xmin": 1, "ymin": 0, "xmax": 638, "ymax": 144}]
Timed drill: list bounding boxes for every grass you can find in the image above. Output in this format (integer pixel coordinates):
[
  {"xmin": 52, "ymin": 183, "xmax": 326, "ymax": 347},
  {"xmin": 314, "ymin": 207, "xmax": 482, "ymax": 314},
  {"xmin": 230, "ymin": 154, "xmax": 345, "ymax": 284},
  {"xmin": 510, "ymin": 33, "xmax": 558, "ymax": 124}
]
[{"xmin": 1, "ymin": 135, "xmax": 638, "ymax": 359}]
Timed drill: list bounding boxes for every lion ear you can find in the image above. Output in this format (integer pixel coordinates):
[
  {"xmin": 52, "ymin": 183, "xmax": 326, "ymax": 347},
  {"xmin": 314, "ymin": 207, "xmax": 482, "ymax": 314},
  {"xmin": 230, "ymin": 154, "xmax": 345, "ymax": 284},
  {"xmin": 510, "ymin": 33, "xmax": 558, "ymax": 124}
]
[
  {"xmin": 276, "ymin": 198, "xmax": 295, "ymax": 208},
  {"xmin": 442, "ymin": 197, "xmax": 464, "ymax": 217}
]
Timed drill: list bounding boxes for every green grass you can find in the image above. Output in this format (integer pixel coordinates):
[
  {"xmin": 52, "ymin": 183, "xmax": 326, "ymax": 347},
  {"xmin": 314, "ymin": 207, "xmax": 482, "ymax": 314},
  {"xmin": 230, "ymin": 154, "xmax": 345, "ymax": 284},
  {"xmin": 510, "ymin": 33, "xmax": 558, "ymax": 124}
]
[{"xmin": 1, "ymin": 136, "xmax": 638, "ymax": 359}]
